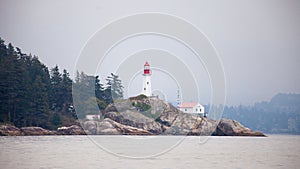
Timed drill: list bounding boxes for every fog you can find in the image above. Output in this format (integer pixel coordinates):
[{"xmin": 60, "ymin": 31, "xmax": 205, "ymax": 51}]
[{"xmin": 0, "ymin": 0, "xmax": 299, "ymax": 105}]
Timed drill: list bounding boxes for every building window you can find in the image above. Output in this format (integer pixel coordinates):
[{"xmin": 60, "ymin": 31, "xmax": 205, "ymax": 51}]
[
  {"xmin": 144, "ymin": 88, "xmax": 146, "ymax": 90},
  {"xmin": 196, "ymin": 108, "xmax": 198, "ymax": 112},
  {"xmin": 200, "ymin": 109, "xmax": 201, "ymax": 112},
  {"xmin": 147, "ymin": 82, "xmax": 149, "ymax": 84},
  {"xmin": 185, "ymin": 109, "xmax": 187, "ymax": 111}
]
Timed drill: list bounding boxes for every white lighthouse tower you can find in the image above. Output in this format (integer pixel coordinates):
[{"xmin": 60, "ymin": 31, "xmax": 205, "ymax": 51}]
[{"xmin": 142, "ymin": 61, "xmax": 152, "ymax": 97}]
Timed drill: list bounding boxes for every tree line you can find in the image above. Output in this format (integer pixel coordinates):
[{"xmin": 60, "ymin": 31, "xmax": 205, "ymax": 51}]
[
  {"xmin": 0, "ymin": 37, "xmax": 123, "ymax": 130},
  {"xmin": 221, "ymin": 93, "xmax": 300, "ymax": 134}
]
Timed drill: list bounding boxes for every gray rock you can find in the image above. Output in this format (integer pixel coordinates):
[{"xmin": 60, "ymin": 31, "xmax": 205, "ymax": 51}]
[
  {"xmin": 195, "ymin": 118, "xmax": 218, "ymax": 135},
  {"xmin": 0, "ymin": 124, "xmax": 22, "ymax": 136},
  {"xmin": 83, "ymin": 118, "xmax": 153, "ymax": 135},
  {"xmin": 21, "ymin": 127, "xmax": 54, "ymax": 136},
  {"xmin": 82, "ymin": 119, "xmax": 120, "ymax": 135},
  {"xmin": 213, "ymin": 119, "xmax": 266, "ymax": 136},
  {"xmin": 157, "ymin": 107, "xmax": 180, "ymax": 127},
  {"xmin": 106, "ymin": 118, "xmax": 153, "ymax": 135},
  {"xmin": 104, "ymin": 110, "xmax": 163, "ymax": 134},
  {"xmin": 97, "ymin": 119, "xmax": 121, "ymax": 135},
  {"xmin": 162, "ymin": 112, "xmax": 217, "ymax": 135},
  {"xmin": 57, "ymin": 125, "xmax": 86, "ymax": 135}
]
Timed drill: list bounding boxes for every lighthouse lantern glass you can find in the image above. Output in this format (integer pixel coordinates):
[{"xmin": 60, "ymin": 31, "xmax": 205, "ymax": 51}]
[{"xmin": 144, "ymin": 64, "xmax": 150, "ymax": 75}]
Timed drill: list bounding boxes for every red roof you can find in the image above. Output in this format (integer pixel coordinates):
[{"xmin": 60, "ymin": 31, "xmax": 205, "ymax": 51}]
[
  {"xmin": 144, "ymin": 61, "xmax": 150, "ymax": 66},
  {"xmin": 178, "ymin": 102, "xmax": 198, "ymax": 108}
]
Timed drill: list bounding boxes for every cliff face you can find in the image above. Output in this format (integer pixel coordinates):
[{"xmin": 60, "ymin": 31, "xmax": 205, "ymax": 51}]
[{"xmin": 0, "ymin": 96, "xmax": 265, "ymax": 136}]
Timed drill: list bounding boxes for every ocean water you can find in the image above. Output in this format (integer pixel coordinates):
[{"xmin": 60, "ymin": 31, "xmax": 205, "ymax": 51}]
[{"xmin": 0, "ymin": 135, "xmax": 299, "ymax": 169}]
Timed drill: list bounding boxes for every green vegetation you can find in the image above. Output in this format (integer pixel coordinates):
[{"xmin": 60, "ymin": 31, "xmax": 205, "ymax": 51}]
[
  {"xmin": 0, "ymin": 37, "xmax": 124, "ymax": 129},
  {"xmin": 73, "ymin": 72, "xmax": 124, "ymax": 119},
  {"xmin": 51, "ymin": 112, "xmax": 62, "ymax": 127},
  {"xmin": 130, "ymin": 100, "xmax": 159, "ymax": 119},
  {"xmin": 135, "ymin": 102, "xmax": 151, "ymax": 111},
  {"xmin": 129, "ymin": 94, "xmax": 147, "ymax": 100}
]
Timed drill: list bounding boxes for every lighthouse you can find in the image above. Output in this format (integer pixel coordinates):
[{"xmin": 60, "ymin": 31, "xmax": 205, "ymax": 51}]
[{"xmin": 142, "ymin": 61, "xmax": 152, "ymax": 97}]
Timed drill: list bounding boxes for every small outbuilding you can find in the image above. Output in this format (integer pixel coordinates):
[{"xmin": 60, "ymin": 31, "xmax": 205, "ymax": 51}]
[{"xmin": 178, "ymin": 102, "xmax": 205, "ymax": 116}]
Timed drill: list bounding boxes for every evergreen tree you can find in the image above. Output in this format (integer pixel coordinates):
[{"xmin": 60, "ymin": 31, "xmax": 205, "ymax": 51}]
[
  {"xmin": 72, "ymin": 72, "xmax": 98, "ymax": 118},
  {"xmin": 75, "ymin": 70, "xmax": 80, "ymax": 83},
  {"xmin": 0, "ymin": 38, "xmax": 7, "ymax": 122},
  {"xmin": 30, "ymin": 75, "xmax": 50, "ymax": 127},
  {"xmin": 61, "ymin": 69, "xmax": 73, "ymax": 111},
  {"xmin": 0, "ymin": 38, "xmax": 77, "ymax": 129},
  {"xmin": 2, "ymin": 43, "xmax": 19, "ymax": 124},
  {"xmin": 13, "ymin": 51, "xmax": 31, "ymax": 127},
  {"xmin": 95, "ymin": 75, "xmax": 106, "ymax": 110},
  {"xmin": 0, "ymin": 38, "xmax": 7, "ymax": 57},
  {"xmin": 49, "ymin": 65, "xmax": 63, "ymax": 111},
  {"xmin": 0, "ymin": 37, "xmax": 121, "ymax": 128},
  {"xmin": 51, "ymin": 112, "xmax": 62, "ymax": 127},
  {"xmin": 105, "ymin": 73, "xmax": 124, "ymax": 101}
]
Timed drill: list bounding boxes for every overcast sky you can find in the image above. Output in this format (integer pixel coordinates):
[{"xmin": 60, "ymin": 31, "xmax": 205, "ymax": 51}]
[{"xmin": 0, "ymin": 0, "xmax": 299, "ymax": 105}]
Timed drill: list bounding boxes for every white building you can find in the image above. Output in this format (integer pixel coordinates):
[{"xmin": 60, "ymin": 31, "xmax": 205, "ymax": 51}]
[
  {"xmin": 142, "ymin": 61, "xmax": 152, "ymax": 97},
  {"xmin": 85, "ymin": 114, "xmax": 101, "ymax": 120},
  {"xmin": 178, "ymin": 102, "xmax": 205, "ymax": 116}
]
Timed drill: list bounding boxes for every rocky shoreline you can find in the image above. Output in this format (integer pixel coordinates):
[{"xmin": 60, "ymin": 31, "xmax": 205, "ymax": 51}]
[
  {"xmin": 0, "ymin": 124, "xmax": 86, "ymax": 136},
  {"xmin": 0, "ymin": 118, "xmax": 265, "ymax": 136},
  {"xmin": 0, "ymin": 97, "xmax": 265, "ymax": 137}
]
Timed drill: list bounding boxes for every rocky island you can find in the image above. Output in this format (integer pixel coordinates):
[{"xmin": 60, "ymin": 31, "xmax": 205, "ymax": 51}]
[{"xmin": 0, "ymin": 95, "xmax": 265, "ymax": 137}]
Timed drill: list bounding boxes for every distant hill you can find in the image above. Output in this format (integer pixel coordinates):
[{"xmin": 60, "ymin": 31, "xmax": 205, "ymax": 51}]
[
  {"xmin": 222, "ymin": 93, "xmax": 300, "ymax": 134},
  {"xmin": 269, "ymin": 93, "xmax": 300, "ymax": 109}
]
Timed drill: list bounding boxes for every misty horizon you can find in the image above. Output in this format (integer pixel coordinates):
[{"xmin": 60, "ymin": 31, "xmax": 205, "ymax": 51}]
[{"xmin": 0, "ymin": 0, "xmax": 299, "ymax": 105}]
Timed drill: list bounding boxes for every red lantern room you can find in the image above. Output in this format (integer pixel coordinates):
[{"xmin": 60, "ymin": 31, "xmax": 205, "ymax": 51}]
[{"xmin": 143, "ymin": 61, "xmax": 151, "ymax": 75}]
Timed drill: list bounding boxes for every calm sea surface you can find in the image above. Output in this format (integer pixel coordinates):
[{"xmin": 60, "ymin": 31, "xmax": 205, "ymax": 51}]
[{"xmin": 0, "ymin": 135, "xmax": 299, "ymax": 169}]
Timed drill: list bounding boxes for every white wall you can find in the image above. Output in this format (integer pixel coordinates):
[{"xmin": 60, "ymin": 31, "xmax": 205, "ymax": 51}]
[
  {"xmin": 193, "ymin": 104, "xmax": 205, "ymax": 115},
  {"xmin": 179, "ymin": 107, "xmax": 193, "ymax": 114},
  {"xmin": 86, "ymin": 115, "xmax": 100, "ymax": 120},
  {"xmin": 142, "ymin": 75, "xmax": 152, "ymax": 96},
  {"xmin": 179, "ymin": 104, "xmax": 205, "ymax": 116}
]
